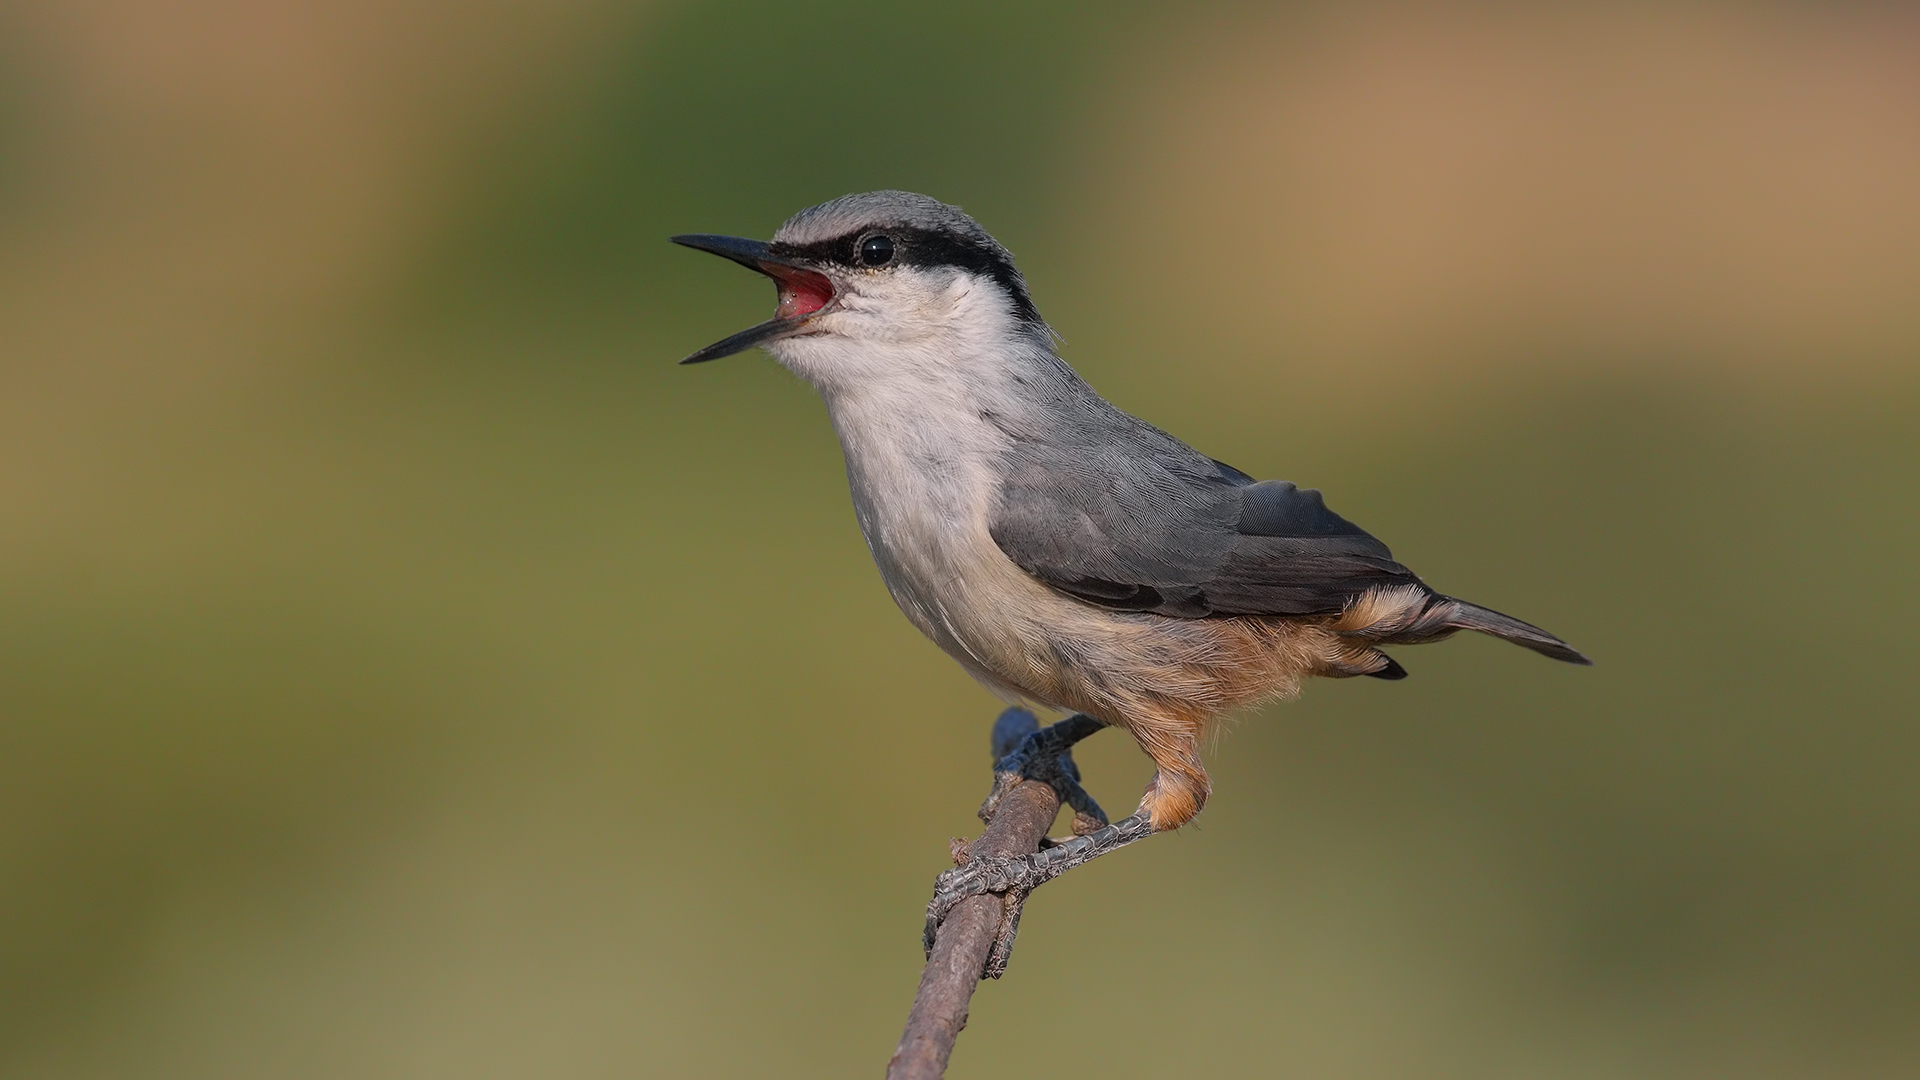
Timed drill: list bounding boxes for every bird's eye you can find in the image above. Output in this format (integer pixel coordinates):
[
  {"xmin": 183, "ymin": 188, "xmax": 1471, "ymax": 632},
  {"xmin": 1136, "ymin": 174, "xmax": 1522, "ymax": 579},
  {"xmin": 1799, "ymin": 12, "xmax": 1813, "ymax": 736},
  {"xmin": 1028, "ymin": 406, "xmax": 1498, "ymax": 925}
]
[{"xmin": 858, "ymin": 234, "xmax": 895, "ymax": 267}]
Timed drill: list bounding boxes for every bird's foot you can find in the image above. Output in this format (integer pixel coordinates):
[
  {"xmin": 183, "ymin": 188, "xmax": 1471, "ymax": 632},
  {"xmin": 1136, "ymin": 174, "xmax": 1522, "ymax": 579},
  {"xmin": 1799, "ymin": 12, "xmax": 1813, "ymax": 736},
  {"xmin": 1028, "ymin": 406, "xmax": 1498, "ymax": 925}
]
[
  {"xmin": 924, "ymin": 811, "xmax": 1154, "ymax": 977},
  {"xmin": 980, "ymin": 711, "xmax": 1109, "ymax": 836}
]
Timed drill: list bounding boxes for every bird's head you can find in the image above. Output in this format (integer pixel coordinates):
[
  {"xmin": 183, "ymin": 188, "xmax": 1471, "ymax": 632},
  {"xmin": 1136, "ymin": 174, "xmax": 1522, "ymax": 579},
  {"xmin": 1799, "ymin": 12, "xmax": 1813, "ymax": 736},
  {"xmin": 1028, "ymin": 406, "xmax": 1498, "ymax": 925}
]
[{"xmin": 673, "ymin": 191, "xmax": 1049, "ymax": 389}]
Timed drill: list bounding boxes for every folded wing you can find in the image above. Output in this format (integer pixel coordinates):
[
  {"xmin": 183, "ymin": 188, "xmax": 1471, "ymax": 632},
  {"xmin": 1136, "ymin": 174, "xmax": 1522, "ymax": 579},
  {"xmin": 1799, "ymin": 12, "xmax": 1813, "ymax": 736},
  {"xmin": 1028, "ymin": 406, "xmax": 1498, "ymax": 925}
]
[{"xmin": 988, "ymin": 432, "xmax": 1421, "ymax": 619}]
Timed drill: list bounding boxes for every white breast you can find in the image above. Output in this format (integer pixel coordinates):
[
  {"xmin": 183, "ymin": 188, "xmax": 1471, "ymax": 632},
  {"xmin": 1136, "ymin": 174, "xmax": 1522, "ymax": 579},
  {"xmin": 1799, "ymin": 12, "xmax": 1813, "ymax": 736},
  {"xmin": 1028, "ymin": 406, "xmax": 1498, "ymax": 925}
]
[
  {"xmin": 823, "ymin": 363, "xmax": 1020, "ymax": 670},
  {"xmin": 764, "ymin": 269, "xmax": 1091, "ymax": 703}
]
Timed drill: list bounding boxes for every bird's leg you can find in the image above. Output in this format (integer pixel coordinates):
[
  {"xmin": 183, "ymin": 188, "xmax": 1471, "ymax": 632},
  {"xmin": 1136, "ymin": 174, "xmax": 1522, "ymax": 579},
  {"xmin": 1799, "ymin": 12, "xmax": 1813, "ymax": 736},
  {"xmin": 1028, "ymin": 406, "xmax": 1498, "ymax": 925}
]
[
  {"xmin": 920, "ymin": 710, "xmax": 1117, "ymax": 979},
  {"xmin": 925, "ymin": 810, "xmax": 1155, "ymax": 977},
  {"xmin": 926, "ymin": 719, "xmax": 1214, "ymax": 977},
  {"xmin": 978, "ymin": 711, "xmax": 1109, "ymax": 836}
]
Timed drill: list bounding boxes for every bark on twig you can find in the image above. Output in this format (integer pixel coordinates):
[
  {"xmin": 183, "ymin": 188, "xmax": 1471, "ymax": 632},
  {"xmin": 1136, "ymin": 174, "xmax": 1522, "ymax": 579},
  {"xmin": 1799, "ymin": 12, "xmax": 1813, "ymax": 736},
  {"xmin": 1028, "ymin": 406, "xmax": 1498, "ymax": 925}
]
[{"xmin": 886, "ymin": 710, "xmax": 1061, "ymax": 1080}]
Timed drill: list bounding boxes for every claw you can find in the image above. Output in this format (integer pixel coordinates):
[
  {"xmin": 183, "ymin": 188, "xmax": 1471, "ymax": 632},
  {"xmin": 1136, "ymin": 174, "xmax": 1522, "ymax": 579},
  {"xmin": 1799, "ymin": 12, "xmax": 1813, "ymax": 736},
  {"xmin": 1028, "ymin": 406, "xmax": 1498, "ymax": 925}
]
[
  {"xmin": 920, "ymin": 811, "xmax": 1156, "ymax": 976},
  {"xmin": 977, "ymin": 768, "xmax": 1025, "ymax": 824},
  {"xmin": 921, "ymin": 855, "xmax": 1037, "ymax": 956},
  {"xmin": 921, "ymin": 711, "xmax": 1145, "ymax": 978},
  {"xmin": 983, "ymin": 890, "xmax": 1026, "ymax": 979}
]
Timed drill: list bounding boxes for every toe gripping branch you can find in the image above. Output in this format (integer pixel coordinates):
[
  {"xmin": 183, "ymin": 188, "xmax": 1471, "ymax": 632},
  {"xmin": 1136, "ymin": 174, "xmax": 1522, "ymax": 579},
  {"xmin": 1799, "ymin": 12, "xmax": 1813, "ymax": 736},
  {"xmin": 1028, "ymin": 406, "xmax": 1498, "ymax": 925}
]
[
  {"xmin": 921, "ymin": 710, "xmax": 1155, "ymax": 979},
  {"xmin": 980, "ymin": 710, "xmax": 1111, "ymax": 836}
]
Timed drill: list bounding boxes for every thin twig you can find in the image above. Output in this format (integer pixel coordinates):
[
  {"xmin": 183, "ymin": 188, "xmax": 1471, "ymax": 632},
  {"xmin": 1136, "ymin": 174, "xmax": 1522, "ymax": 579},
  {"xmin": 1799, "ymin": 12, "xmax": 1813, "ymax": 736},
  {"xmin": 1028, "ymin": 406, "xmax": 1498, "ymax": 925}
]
[{"xmin": 886, "ymin": 709, "xmax": 1062, "ymax": 1080}]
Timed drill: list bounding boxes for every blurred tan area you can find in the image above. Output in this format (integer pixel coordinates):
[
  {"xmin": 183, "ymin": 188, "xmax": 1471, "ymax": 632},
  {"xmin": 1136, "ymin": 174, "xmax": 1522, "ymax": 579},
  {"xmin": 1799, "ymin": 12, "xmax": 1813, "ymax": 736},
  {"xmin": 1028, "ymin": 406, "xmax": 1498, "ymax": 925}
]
[{"xmin": 0, "ymin": 2, "xmax": 1915, "ymax": 1078}]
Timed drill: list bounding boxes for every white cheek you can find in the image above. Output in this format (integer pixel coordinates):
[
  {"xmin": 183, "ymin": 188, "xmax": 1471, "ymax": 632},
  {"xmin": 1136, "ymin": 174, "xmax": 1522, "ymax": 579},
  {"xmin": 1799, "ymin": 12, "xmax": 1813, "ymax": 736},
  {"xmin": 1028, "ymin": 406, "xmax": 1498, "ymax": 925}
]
[
  {"xmin": 764, "ymin": 270, "xmax": 1025, "ymax": 392},
  {"xmin": 846, "ymin": 275, "xmax": 962, "ymax": 342}
]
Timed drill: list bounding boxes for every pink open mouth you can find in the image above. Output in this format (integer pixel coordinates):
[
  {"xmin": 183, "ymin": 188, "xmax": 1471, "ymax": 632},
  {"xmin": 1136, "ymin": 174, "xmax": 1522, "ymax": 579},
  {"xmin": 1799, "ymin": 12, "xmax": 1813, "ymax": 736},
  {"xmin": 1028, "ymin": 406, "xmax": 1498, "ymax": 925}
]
[{"xmin": 761, "ymin": 263, "xmax": 835, "ymax": 320}]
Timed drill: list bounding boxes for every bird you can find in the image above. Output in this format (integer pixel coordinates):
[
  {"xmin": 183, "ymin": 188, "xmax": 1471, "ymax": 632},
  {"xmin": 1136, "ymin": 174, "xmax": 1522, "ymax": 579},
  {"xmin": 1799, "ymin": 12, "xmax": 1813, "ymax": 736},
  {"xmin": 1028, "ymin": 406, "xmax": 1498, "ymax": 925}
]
[{"xmin": 673, "ymin": 191, "xmax": 1588, "ymax": 970}]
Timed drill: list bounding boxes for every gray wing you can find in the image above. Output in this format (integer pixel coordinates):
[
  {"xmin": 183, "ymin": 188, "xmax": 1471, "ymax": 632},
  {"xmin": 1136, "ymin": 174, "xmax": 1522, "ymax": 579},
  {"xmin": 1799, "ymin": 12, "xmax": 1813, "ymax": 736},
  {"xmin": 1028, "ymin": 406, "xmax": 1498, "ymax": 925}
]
[{"xmin": 988, "ymin": 429, "xmax": 1419, "ymax": 619}]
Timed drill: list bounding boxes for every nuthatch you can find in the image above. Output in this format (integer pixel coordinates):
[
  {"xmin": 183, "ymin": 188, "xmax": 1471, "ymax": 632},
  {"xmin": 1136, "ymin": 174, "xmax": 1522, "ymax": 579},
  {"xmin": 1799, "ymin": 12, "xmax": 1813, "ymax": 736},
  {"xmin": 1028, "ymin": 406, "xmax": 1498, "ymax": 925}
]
[{"xmin": 674, "ymin": 191, "xmax": 1587, "ymax": 967}]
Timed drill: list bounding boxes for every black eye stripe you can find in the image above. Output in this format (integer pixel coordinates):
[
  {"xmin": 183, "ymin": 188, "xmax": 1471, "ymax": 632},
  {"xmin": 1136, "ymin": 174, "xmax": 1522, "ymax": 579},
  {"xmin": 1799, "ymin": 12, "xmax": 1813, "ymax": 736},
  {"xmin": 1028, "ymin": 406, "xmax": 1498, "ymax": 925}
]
[{"xmin": 769, "ymin": 227, "xmax": 1043, "ymax": 328}]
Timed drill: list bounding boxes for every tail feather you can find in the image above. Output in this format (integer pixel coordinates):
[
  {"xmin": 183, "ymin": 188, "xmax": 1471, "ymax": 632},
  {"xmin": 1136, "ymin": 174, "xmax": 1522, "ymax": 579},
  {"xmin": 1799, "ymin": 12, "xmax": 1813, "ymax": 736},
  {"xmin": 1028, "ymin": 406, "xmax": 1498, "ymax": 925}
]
[
  {"xmin": 1426, "ymin": 597, "xmax": 1592, "ymax": 665},
  {"xmin": 1337, "ymin": 585, "xmax": 1591, "ymax": 665}
]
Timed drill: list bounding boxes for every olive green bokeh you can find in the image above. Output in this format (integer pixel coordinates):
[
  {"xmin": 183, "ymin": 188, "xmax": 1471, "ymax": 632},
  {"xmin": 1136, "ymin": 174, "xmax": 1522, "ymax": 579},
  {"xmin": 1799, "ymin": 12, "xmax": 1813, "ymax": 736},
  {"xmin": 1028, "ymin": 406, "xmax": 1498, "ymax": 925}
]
[{"xmin": 1, "ymin": 3, "xmax": 1915, "ymax": 1078}]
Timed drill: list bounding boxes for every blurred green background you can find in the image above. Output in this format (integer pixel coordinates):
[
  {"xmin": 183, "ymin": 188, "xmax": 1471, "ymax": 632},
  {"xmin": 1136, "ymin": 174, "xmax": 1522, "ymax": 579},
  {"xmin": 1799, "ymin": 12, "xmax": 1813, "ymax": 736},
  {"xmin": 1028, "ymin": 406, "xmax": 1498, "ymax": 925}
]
[{"xmin": 2, "ymin": 2, "xmax": 1916, "ymax": 1077}]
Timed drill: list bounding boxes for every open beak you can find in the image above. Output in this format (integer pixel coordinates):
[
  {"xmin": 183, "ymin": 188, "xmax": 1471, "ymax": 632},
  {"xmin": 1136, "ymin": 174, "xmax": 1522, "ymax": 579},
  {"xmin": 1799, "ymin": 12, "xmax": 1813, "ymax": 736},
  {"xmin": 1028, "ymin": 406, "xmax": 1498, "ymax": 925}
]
[{"xmin": 671, "ymin": 234, "xmax": 837, "ymax": 364}]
